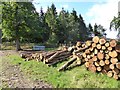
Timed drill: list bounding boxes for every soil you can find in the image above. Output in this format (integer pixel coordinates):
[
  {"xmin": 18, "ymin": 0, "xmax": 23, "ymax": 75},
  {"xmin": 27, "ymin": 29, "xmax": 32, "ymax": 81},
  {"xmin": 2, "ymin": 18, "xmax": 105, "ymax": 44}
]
[{"xmin": 0, "ymin": 50, "xmax": 52, "ymax": 88}]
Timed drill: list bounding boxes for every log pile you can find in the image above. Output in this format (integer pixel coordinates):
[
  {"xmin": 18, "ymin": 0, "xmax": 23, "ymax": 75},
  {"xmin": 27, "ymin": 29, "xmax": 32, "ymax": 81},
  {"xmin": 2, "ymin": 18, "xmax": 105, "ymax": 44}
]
[
  {"xmin": 81, "ymin": 36, "xmax": 120, "ymax": 80},
  {"xmin": 58, "ymin": 41, "xmax": 90, "ymax": 71},
  {"xmin": 20, "ymin": 36, "xmax": 120, "ymax": 80},
  {"xmin": 58, "ymin": 37, "xmax": 120, "ymax": 80},
  {"xmin": 20, "ymin": 48, "xmax": 72, "ymax": 66}
]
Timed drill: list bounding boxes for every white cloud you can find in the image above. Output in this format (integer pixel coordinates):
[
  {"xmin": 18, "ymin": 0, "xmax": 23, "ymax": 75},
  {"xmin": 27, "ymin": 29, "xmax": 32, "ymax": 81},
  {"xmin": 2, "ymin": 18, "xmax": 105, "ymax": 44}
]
[
  {"xmin": 86, "ymin": 0, "xmax": 119, "ymax": 39},
  {"xmin": 57, "ymin": 8, "xmax": 61, "ymax": 14},
  {"xmin": 35, "ymin": 6, "xmax": 48, "ymax": 13},
  {"xmin": 60, "ymin": 4, "xmax": 69, "ymax": 9}
]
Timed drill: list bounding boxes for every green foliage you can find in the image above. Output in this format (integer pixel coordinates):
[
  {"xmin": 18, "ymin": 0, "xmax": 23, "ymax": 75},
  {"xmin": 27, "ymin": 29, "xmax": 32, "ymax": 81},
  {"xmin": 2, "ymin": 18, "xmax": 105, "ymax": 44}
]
[
  {"xmin": 7, "ymin": 54, "xmax": 120, "ymax": 88},
  {"xmin": 110, "ymin": 13, "xmax": 120, "ymax": 38},
  {"xmin": 2, "ymin": 2, "xmax": 107, "ymax": 49},
  {"xmin": 87, "ymin": 23, "xmax": 106, "ymax": 38},
  {"xmin": 45, "ymin": 4, "xmax": 58, "ymax": 43},
  {"xmin": 2, "ymin": 2, "xmax": 41, "ymax": 50}
]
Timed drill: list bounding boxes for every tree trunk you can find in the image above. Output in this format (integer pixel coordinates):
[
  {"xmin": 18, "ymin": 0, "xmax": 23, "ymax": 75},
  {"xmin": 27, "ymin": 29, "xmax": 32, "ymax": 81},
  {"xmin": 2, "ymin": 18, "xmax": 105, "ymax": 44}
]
[
  {"xmin": 15, "ymin": 5, "xmax": 21, "ymax": 51},
  {"xmin": 16, "ymin": 37, "xmax": 21, "ymax": 51}
]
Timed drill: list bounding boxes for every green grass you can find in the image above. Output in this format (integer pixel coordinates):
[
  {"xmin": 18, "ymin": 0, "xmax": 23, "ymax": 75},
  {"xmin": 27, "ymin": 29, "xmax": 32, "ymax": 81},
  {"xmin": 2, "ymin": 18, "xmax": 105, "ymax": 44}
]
[{"xmin": 4, "ymin": 55, "xmax": 120, "ymax": 88}]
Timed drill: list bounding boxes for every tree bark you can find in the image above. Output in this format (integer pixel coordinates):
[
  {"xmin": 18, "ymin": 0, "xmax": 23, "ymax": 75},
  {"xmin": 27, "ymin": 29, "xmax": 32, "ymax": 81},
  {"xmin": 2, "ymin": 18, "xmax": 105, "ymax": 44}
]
[
  {"xmin": 15, "ymin": 5, "xmax": 21, "ymax": 51},
  {"xmin": 16, "ymin": 37, "xmax": 21, "ymax": 51},
  {"xmin": 58, "ymin": 57, "xmax": 77, "ymax": 71}
]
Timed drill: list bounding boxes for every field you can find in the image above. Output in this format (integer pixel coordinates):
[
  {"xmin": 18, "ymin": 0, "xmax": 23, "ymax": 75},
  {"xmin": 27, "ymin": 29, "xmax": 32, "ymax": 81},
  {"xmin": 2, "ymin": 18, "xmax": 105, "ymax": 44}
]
[{"xmin": 1, "ymin": 47, "xmax": 120, "ymax": 88}]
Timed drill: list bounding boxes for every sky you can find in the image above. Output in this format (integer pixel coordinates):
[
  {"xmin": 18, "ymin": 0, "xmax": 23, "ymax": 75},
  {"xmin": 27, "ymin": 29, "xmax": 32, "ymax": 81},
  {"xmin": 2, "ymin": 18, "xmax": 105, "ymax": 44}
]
[{"xmin": 32, "ymin": 0, "xmax": 120, "ymax": 39}]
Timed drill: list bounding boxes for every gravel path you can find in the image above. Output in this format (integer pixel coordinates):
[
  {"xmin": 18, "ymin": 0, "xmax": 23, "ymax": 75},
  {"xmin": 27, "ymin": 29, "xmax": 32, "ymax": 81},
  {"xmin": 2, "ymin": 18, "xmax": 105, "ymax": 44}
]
[{"xmin": 0, "ymin": 50, "xmax": 52, "ymax": 88}]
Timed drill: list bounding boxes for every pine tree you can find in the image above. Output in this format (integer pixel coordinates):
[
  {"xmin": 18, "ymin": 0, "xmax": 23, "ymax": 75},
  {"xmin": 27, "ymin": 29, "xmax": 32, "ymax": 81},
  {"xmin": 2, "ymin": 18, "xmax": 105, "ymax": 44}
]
[{"xmin": 45, "ymin": 4, "xmax": 58, "ymax": 44}]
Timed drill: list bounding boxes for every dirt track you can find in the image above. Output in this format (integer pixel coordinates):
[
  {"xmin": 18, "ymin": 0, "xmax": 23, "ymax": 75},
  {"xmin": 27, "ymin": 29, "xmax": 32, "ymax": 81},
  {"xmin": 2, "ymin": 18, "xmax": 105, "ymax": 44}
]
[{"xmin": 0, "ymin": 50, "xmax": 52, "ymax": 88}]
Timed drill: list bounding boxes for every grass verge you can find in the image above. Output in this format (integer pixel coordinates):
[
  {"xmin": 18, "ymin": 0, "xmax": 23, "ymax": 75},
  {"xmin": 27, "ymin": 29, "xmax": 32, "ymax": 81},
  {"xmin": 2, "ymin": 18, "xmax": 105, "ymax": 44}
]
[{"xmin": 4, "ymin": 55, "xmax": 120, "ymax": 88}]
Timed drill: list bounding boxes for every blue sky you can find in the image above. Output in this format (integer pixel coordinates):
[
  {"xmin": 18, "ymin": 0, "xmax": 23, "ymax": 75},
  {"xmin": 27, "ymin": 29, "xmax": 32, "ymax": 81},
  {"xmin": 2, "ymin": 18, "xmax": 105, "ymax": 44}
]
[
  {"xmin": 33, "ymin": 2, "xmax": 97, "ymax": 24},
  {"xmin": 33, "ymin": 0, "xmax": 119, "ymax": 39}
]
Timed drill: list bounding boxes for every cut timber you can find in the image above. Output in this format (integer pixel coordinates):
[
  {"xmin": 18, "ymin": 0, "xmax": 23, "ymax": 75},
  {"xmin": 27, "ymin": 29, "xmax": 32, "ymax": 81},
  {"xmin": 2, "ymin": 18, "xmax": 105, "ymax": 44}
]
[
  {"xmin": 94, "ymin": 48, "xmax": 98, "ymax": 55},
  {"xmin": 42, "ymin": 51, "xmax": 56, "ymax": 59},
  {"xmin": 86, "ymin": 55, "xmax": 91, "ymax": 59},
  {"xmin": 89, "ymin": 47, "xmax": 94, "ymax": 52},
  {"xmin": 88, "ymin": 64, "xmax": 96, "ymax": 73},
  {"xmin": 107, "ymin": 47, "xmax": 112, "ymax": 51},
  {"xmin": 73, "ymin": 46, "xmax": 89, "ymax": 53},
  {"xmin": 76, "ymin": 41, "xmax": 81, "ymax": 47},
  {"xmin": 46, "ymin": 54, "xmax": 70, "ymax": 63},
  {"xmin": 107, "ymin": 71, "xmax": 113, "ymax": 77},
  {"xmin": 115, "ymin": 45, "xmax": 120, "ymax": 53},
  {"xmin": 76, "ymin": 57, "xmax": 82, "ymax": 65},
  {"xmin": 85, "ymin": 41, "xmax": 92, "ymax": 47},
  {"xmin": 99, "ymin": 60, "xmax": 105, "ymax": 66},
  {"xmin": 101, "ymin": 69, "xmax": 107, "ymax": 74},
  {"xmin": 90, "ymin": 53, "xmax": 95, "ymax": 57},
  {"xmin": 99, "ymin": 38, "xmax": 106, "ymax": 45},
  {"xmin": 96, "ymin": 44, "xmax": 101, "ymax": 49},
  {"xmin": 100, "ymin": 50, "xmax": 104, "ymax": 53},
  {"xmin": 108, "ymin": 50, "xmax": 118, "ymax": 58},
  {"xmin": 105, "ymin": 59, "xmax": 110, "ymax": 65},
  {"xmin": 82, "ymin": 43, "xmax": 86, "ymax": 48},
  {"xmin": 58, "ymin": 57, "xmax": 77, "ymax": 71},
  {"xmin": 68, "ymin": 47, "xmax": 74, "ymax": 52},
  {"xmin": 46, "ymin": 55, "xmax": 70, "ymax": 66},
  {"xmin": 46, "ymin": 50, "xmax": 68, "ymax": 62},
  {"xmin": 92, "ymin": 36, "xmax": 99, "ymax": 43},
  {"xmin": 110, "ymin": 58, "xmax": 118, "ymax": 64},
  {"xmin": 45, "ymin": 52, "xmax": 60, "ymax": 62},
  {"xmin": 118, "ymin": 73, "xmax": 120, "ymax": 78},
  {"xmin": 97, "ymin": 66, "xmax": 102, "ymax": 72},
  {"xmin": 85, "ymin": 58, "xmax": 89, "ymax": 61},
  {"xmin": 113, "ymin": 74, "xmax": 119, "ymax": 80},
  {"xmin": 112, "ymin": 68, "xmax": 119, "ymax": 74},
  {"xmin": 85, "ymin": 49, "xmax": 90, "ymax": 54},
  {"xmin": 92, "ymin": 43, "xmax": 96, "ymax": 48},
  {"xmin": 102, "ymin": 46, "xmax": 106, "ymax": 50},
  {"xmin": 104, "ymin": 65, "xmax": 110, "ymax": 71},
  {"xmin": 110, "ymin": 39, "xmax": 117, "ymax": 47},
  {"xmin": 76, "ymin": 53, "xmax": 83, "ymax": 60},
  {"xmin": 20, "ymin": 52, "xmax": 32, "ymax": 58},
  {"xmin": 109, "ymin": 64, "xmax": 115, "ymax": 69},
  {"xmin": 105, "ymin": 54, "xmax": 110, "ymax": 60},
  {"xmin": 97, "ymin": 52, "xmax": 104, "ymax": 60},
  {"xmin": 89, "ymin": 59, "xmax": 94, "ymax": 64},
  {"xmin": 105, "ymin": 42, "xmax": 110, "ymax": 47},
  {"xmin": 82, "ymin": 53, "xmax": 86, "ymax": 58},
  {"xmin": 94, "ymin": 61, "xmax": 99, "ymax": 66},
  {"xmin": 25, "ymin": 57, "xmax": 33, "ymax": 61},
  {"xmin": 116, "ymin": 63, "xmax": 120, "ymax": 69},
  {"xmin": 20, "ymin": 53, "xmax": 26, "ymax": 58},
  {"xmin": 67, "ymin": 60, "xmax": 81, "ymax": 70},
  {"xmin": 85, "ymin": 62, "xmax": 89, "ymax": 68},
  {"xmin": 92, "ymin": 56, "xmax": 97, "ymax": 61},
  {"xmin": 105, "ymin": 50, "xmax": 109, "ymax": 54}
]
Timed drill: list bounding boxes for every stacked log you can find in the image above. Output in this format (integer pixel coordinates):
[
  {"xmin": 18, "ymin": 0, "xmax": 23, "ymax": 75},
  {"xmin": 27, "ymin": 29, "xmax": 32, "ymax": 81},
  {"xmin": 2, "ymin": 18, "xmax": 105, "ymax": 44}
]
[
  {"xmin": 20, "ymin": 49, "xmax": 72, "ymax": 66},
  {"xmin": 19, "ymin": 36, "xmax": 120, "ymax": 80},
  {"xmin": 82, "ymin": 36, "xmax": 120, "ymax": 80},
  {"xmin": 58, "ymin": 41, "xmax": 89, "ymax": 71}
]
